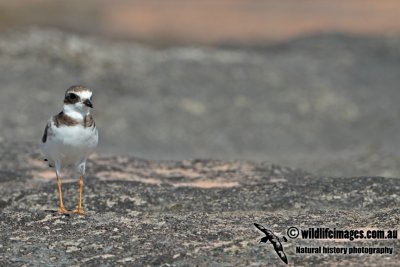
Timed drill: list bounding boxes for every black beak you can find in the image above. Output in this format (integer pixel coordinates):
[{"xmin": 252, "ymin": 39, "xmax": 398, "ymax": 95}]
[{"xmin": 83, "ymin": 99, "xmax": 93, "ymax": 108}]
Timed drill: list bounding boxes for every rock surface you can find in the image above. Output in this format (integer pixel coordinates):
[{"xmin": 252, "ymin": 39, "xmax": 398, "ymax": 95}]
[
  {"xmin": 2, "ymin": 29, "xmax": 400, "ymax": 177},
  {"xmin": 0, "ymin": 142, "xmax": 399, "ymax": 266}
]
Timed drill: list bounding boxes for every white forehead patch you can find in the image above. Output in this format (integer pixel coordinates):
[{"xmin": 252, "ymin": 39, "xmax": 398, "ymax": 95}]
[{"xmin": 76, "ymin": 91, "xmax": 93, "ymax": 100}]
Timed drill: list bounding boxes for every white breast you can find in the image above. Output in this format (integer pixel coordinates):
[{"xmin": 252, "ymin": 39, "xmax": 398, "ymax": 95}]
[{"xmin": 41, "ymin": 122, "xmax": 98, "ymax": 167}]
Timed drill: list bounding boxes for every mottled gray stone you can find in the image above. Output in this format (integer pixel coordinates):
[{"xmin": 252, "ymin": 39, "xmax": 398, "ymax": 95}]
[{"xmin": 0, "ymin": 142, "xmax": 398, "ymax": 266}]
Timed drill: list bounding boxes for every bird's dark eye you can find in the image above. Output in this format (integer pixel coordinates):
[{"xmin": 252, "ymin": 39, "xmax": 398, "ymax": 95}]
[{"xmin": 69, "ymin": 93, "xmax": 77, "ymax": 99}]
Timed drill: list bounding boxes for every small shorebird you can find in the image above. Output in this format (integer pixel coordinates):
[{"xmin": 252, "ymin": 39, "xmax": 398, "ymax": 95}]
[{"xmin": 40, "ymin": 85, "xmax": 99, "ymax": 215}]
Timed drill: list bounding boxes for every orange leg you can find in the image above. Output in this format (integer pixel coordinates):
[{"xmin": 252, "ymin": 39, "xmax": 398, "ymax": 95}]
[
  {"xmin": 56, "ymin": 173, "xmax": 69, "ymax": 214},
  {"xmin": 73, "ymin": 176, "xmax": 85, "ymax": 215}
]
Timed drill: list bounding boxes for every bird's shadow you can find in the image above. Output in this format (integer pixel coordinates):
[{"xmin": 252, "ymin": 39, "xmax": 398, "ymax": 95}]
[{"xmin": 44, "ymin": 209, "xmax": 71, "ymax": 216}]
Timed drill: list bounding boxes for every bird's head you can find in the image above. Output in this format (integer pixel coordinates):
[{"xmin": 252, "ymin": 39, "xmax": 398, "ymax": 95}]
[{"xmin": 63, "ymin": 85, "xmax": 94, "ymax": 117}]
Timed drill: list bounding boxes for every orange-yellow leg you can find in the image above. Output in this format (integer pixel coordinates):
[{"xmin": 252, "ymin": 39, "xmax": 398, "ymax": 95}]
[
  {"xmin": 56, "ymin": 173, "xmax": 69, "ymax": 214},
  {"xmin": 73, "ymin": 176, "xmax": 85, "ymax": 215}
]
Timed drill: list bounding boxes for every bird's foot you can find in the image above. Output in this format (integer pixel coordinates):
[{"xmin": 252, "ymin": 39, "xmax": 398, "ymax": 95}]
[
  {"xmin": 57, "ymin": 207, "xmax": 70, "ymax": 214},
  {"xmin": 72, "ymin": 208, "xmax": 85, "ymax": 215}
]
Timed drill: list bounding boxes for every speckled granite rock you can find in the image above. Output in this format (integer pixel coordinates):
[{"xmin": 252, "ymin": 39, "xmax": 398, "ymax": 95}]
[{"xmin": 0, "ymin": 142, "xmax": 399, "ymax": 266}]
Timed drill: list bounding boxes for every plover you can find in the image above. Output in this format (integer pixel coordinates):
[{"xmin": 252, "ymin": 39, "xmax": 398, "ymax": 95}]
[{"xmin": 40, "ymin": 85, "xmax": 98, "ymax": 215}]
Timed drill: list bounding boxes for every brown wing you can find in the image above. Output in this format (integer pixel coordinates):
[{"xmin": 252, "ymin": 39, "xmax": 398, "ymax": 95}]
[{"xmin": 41, "ymin": 122, "xmax": 50, "ymax": 143}]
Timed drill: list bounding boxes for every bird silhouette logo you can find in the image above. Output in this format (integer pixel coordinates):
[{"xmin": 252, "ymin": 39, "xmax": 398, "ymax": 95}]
[{"xmin": 254, "ymin": 223, "xmax": 288, "ymax": 265}]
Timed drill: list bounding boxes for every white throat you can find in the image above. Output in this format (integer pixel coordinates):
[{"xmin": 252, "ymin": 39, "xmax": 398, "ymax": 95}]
[{"xmin": 63, "ymin": 104, "xmax": 90, "ymax": 120}]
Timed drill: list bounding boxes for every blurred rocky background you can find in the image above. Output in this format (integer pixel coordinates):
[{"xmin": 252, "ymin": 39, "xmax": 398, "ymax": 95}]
[{"xmin": 1, "ymin": 0, "xmax": 400, "ymax": 177}]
